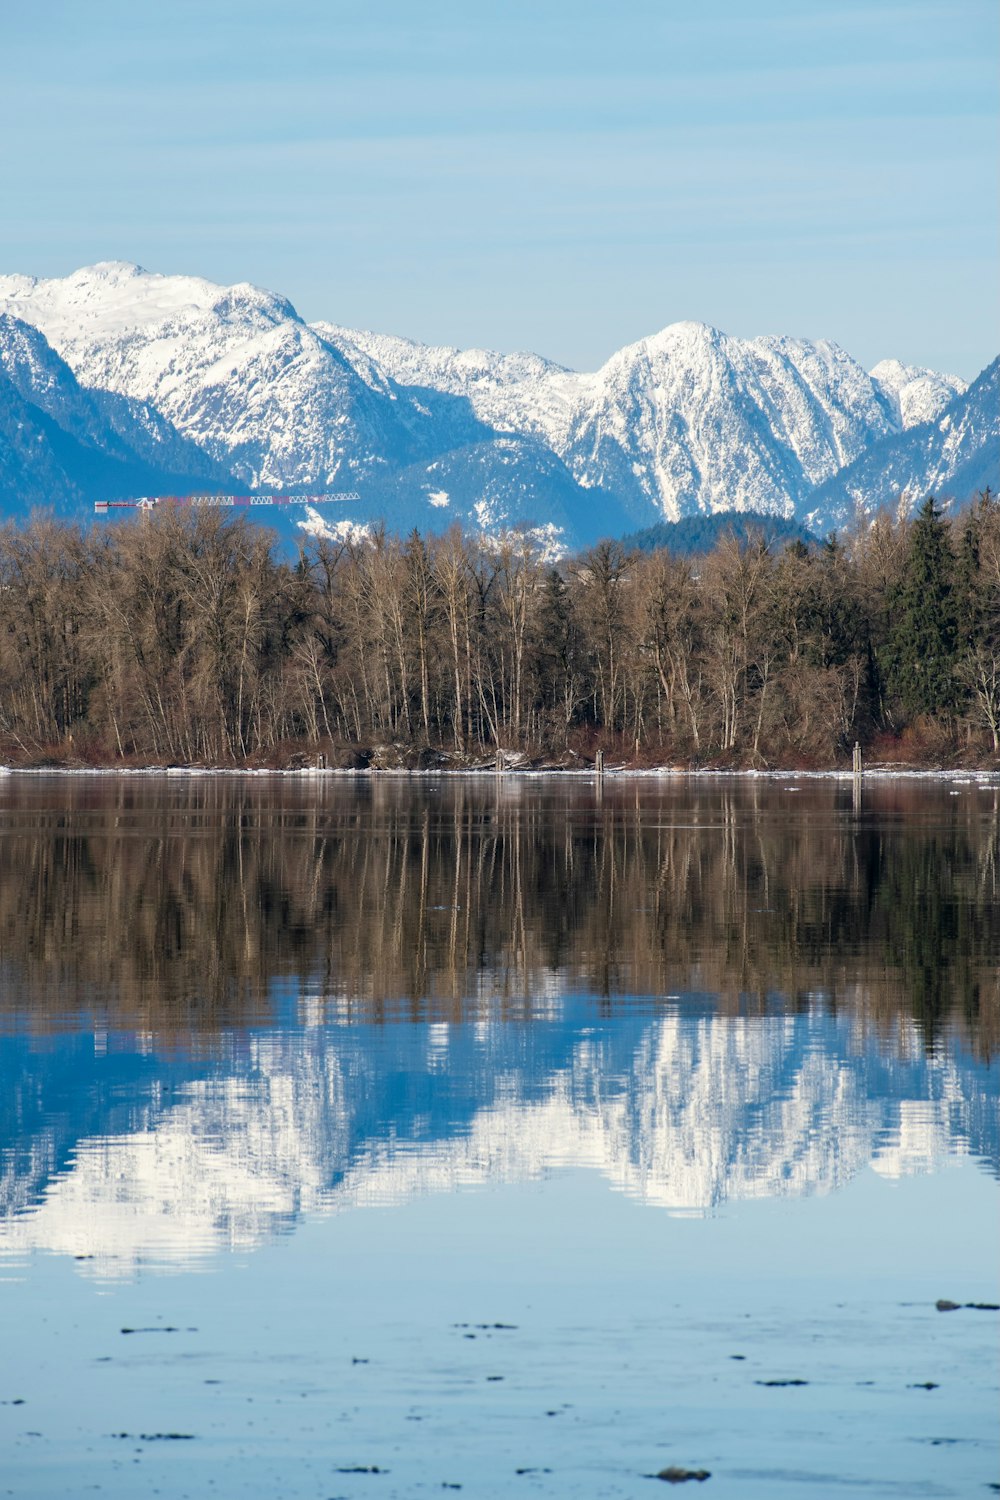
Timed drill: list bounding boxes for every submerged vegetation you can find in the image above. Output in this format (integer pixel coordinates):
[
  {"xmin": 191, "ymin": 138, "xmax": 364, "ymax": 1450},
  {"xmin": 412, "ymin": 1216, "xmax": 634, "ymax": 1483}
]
[{"xmin": 0, "ymin": 492, "xmax": 998, "ymax": 768}]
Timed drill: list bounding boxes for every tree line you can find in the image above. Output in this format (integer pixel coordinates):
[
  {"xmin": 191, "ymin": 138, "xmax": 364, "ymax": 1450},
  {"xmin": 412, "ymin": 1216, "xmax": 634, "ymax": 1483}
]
[{"xmin": 0, "ymin": 491, "xmax": 998, "ymax": 767}]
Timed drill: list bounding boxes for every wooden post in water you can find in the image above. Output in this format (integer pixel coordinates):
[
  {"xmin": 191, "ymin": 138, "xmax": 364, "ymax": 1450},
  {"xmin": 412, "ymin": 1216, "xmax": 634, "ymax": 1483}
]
[
  {"xmin": 853, "ymin": 742, "xmax": 862, "ymax": 776},
  {"xmin": 317, "ymin": 751, "xmax": 326, "ymax": 771},
  {"xmin": 496, "ymin": 748, "xmax": 503, "ymax": 774},
  {"xmin": 595, "ymin": 749, "xmax": 604, "ymax": 779}
]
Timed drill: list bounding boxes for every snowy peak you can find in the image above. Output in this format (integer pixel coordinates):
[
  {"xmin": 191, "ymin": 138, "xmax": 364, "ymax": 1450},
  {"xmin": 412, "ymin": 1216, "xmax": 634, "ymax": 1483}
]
[
  {"xmin": 621, "ymin": 318, "xmax": 726, "ymax": 359},
  {"xmin": 0, "ymin": 263, "xmax": 425, "ymax": 490},
  {"xmin": 0, "ymin": 261, "xmax": 299, "ymax": 343},
  {"xmin": 560, "ymin": 320, "xmax": 894, "ymax": 520},
  {"xmin": 870, "ymin": 358, "xmax": 967, "ymax": 429}
]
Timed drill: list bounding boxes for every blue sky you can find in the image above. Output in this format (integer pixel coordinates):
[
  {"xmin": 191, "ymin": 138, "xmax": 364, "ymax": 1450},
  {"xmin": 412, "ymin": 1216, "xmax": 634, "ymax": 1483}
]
[{"xmin": 3, "ymin": 0, "xmax": 996, "ymax": 376}]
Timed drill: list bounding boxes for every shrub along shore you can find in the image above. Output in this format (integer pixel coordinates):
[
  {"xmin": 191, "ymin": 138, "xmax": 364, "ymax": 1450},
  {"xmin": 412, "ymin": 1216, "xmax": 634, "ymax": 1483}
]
[{"xmin": 1, "ymin": 493, "xmax": 998, "ymax": 771}]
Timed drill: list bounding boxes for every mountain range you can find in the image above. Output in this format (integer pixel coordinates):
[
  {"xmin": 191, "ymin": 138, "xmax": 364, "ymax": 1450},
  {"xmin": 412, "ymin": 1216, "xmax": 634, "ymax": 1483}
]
[{"xmin": 0, "ymin": 261, "xmax": 995, "ymax": 551}]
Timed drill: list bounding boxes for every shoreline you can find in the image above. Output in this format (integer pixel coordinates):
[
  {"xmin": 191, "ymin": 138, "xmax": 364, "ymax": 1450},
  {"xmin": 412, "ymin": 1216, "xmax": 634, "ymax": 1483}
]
[{"xmin": 2, "ymin": 763, "xmax": 999, "ymax": 782}]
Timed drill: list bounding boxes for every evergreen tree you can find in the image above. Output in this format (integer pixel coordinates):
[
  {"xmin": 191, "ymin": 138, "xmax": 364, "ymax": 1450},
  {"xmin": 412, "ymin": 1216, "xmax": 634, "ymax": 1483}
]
[
  {"xmin": 885, "ymin": 497, "xmax": 958, "ymax": 718},
  {"xmin": 533, "ymin": 567, "xmax": 582, "ymax": 739}
]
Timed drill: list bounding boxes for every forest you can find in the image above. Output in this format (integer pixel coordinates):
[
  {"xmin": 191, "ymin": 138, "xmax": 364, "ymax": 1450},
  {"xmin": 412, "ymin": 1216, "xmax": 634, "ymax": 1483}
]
[{"xmin": 0, "ymin": 492, "xmax": 997, "ymax": 769}]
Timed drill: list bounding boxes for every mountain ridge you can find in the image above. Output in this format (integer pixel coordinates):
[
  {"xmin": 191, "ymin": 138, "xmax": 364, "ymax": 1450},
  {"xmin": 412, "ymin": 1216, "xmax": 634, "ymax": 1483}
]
[
  {"xmin": 0, "ymin": 262, "xmax": 993, "ymax": 548},
  {"xmin": 805, "ymin": 358, "xmax": 1000, "ymax": 528}
]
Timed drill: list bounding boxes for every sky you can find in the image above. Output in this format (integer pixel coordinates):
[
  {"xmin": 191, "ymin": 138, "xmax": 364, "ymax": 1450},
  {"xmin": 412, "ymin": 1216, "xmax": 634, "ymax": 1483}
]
[{"xmin": 2, "ymin": 0, "xmax": 996, "ymax": 378}]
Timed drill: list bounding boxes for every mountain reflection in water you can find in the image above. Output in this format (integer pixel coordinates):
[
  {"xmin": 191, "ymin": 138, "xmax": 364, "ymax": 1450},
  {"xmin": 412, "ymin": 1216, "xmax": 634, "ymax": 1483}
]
[{"xmin": 0, "ymin": 774, "xmax": 997, "ymax": 1274}]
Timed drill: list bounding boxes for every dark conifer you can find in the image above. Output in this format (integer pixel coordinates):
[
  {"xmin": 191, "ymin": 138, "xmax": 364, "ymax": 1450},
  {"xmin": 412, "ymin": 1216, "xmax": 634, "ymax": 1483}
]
[{"xmin": 886, "ymin": 497, "xmax": 958, "ymax": 718}]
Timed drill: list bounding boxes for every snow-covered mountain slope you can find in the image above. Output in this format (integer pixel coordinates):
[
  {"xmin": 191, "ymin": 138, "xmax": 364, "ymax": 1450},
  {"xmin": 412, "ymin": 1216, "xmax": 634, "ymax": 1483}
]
[
  {"xmin": 324, "ymin": 319, "xmax": 970, "ymax": 524},
  {"xmin": 0, "ymin": 262, "xmax": 980, "ymax": 542},
  {"xmin": 804, "ymin": 358, "xmax": 999, "ymax": 530},
  {"xmin": 301, "ymin": 433, "xmax": 637, "ymax": 555},
  {"xmin": 0, "ymin": 312, "xmax": 223, "ymax": 483},
  {"xmin": 318, "ymin": 323, "xmax": 590, "ymax": 455},
  {"xmin": 870, "ymin": 358, "xmax": 967, "ymax": 430},
  {"xmin": 0, "ymin": 262, "xmax": 451, "ymax": 491},
  {"xmin": 0, "ymin": 265, "xmax": 629, "ymax": 547},
  {"xmin": 0, "ymin": 313, "xmax": 229, "ymax": 515}
]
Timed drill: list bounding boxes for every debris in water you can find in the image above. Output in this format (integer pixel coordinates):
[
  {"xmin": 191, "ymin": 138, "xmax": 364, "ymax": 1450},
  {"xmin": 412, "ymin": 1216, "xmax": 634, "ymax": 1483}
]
[
  {"xmin": 113, "ymin": 1432, "xmax": 195, "ymax": 1441},
  {"xmin": 452, "ymin": 1323, "xmax": 518, "ymax": 1331},
  {"xmin": 652, "ymin": 1467, "xmax": 711, "ymax": 1483}
]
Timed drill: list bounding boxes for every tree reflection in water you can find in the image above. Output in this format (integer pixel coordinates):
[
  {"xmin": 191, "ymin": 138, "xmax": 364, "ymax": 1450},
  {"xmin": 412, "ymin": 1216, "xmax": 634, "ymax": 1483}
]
[{"xmin": 0, "ymin": 774, "xmax": 995, "ymax": 1055}]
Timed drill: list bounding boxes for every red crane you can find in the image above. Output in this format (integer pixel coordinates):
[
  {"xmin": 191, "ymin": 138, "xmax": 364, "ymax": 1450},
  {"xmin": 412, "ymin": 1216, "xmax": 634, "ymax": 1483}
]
[{"xmin": 95, "ymin": 491, "xmax": 360, "ymax": 513}]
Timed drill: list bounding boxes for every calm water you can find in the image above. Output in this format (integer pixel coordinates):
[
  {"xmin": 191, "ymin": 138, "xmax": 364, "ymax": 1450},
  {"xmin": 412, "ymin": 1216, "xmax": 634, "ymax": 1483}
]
[{"xmin": 0, "ymin": 774, "xmax": 997, "ymax": 1499}]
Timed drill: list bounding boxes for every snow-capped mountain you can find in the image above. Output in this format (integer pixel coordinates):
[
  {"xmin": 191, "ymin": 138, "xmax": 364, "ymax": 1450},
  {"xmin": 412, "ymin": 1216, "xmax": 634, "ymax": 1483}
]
[
  {"xmin": 0, "ymin": 263, "xmax": 628, "ymax": 546},
  {"xmin": 805, "ymin": 358, "xmax": 1000, "ymax": 530},
  {"xmin": 1, "ymin": 1005, "xmax": 994, "ymax": 1277},
  {"xmin": 555, "ymin": 325, "xmax": 895, "ymax": 520},
  {"xmin": 322, "ymin": 320, "xmax": 970, "ymax": 523},
  {"xmin": 0, "ymin": 262, "xmax": 430, "ymax": 490},
  {"xmin": 0, "ymin": 261, "xmax": 988, "ymax": 546},
  {"xmin": 870, "ymin": 358, "xmax": 967, "ymax": 430}
]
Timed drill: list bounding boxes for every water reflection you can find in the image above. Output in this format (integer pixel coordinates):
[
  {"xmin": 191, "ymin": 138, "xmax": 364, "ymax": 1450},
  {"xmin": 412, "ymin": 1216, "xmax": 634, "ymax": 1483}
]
[
  {"xmin": 1, "ymin": 775, "xmax": 998, "ymax": 1042},
  {"xmin": 0, "ymin": 775, "xmax": 997, "ymax": 1274}
]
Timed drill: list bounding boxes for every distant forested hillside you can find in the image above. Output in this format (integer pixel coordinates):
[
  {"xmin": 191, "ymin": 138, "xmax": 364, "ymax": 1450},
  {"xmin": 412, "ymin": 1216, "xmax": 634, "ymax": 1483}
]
[{"xmin": 622, "ymin": 510, "xmax": 817, "ymax": 556}]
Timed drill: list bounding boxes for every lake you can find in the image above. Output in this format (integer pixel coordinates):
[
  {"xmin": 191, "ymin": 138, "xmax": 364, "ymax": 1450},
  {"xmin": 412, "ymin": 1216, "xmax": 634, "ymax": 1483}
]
[{"xmin": 0, "ymin": 773, "xmax": 997, "ymax": 1499}]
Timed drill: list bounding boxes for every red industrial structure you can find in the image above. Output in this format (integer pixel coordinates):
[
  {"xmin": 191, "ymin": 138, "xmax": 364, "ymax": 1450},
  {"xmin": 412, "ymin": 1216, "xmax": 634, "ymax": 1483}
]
[{"xmin": 95, "ymin": 492, "xmax": 359, "ymax": 513}]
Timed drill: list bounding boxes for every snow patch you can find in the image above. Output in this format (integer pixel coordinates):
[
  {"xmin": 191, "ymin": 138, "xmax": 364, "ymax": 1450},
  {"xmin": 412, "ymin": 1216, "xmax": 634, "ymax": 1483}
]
[{"xmin": 298, "ymin": 509, "xmax": 372, "ymax": 545}]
